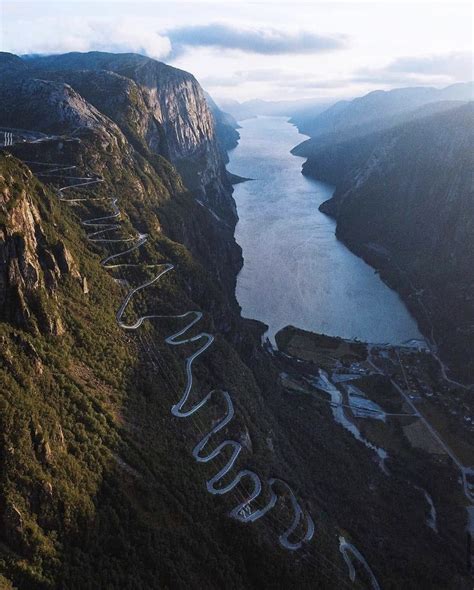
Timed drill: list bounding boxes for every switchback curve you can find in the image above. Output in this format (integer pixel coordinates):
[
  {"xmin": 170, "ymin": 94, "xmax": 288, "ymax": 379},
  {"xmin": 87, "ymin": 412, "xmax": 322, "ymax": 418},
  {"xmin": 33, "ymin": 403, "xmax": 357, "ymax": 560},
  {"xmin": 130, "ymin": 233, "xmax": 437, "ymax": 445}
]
[{"xmin": 30, "ymin": 159, "xmax": 315, "ymax": 551}]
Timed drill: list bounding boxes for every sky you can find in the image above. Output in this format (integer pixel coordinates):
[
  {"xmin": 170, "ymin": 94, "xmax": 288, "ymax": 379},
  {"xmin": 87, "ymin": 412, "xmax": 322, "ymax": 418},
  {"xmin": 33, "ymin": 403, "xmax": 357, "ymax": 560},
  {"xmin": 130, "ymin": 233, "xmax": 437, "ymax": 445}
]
[{"xmin": 1, "ymin": 0, "xmax": 472, "ymax": 103}]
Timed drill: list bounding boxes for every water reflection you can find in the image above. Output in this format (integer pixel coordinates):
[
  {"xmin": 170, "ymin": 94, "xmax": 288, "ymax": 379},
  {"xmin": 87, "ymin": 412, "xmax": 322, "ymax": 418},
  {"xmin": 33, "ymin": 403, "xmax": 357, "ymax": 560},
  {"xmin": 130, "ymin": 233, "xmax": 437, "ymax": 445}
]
[{"xmin": 228, "ymin": 116, "xmax": 423, "ymax": 345}]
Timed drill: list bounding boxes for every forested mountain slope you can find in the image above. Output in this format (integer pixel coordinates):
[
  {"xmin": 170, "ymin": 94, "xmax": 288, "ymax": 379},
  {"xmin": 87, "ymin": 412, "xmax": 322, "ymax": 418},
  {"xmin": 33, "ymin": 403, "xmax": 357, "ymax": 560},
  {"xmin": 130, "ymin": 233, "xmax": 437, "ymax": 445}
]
[
  {"xmin": 0, "ymin": 51, "xmax": 471, "ymax": 590},
  {"xmin": 0, "ymin": 51, "xmax": 317, "ymax": 589},
  {"xmin": 292, "ymin": 99, "xmax": 468, "ymax": 159},
  {"xmin": 311, "ymin": 104, "xmax": 474, "ymax": 381}
]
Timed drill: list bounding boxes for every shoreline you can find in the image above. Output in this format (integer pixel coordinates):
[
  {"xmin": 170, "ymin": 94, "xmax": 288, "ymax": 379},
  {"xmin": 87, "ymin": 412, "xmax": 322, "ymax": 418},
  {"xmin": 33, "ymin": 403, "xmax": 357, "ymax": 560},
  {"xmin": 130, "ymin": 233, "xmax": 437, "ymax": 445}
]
[{"xmin": 310, "ymin": 176, "xmax": 471, "ymax": 388}]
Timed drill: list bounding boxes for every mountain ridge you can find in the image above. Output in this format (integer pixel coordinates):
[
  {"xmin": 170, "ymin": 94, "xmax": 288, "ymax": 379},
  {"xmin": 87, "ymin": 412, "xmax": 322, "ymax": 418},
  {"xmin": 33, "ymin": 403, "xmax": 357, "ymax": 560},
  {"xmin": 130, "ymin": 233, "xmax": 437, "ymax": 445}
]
[
  {"xmin": 308, "ymin": 102, "xmax": 474, "ymax": 382},
  {"xmin": 290, "ymin": 81, "xmax": 474, "ymax": 138}
]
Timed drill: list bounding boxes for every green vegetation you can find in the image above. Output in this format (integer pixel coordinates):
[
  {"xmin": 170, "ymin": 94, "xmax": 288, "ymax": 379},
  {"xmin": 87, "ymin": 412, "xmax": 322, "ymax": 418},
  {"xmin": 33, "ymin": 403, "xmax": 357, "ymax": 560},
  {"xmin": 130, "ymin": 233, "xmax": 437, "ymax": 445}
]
[
  {"xmin": 276, "ymin": 325, "xmax": 367, "ymax": 368},
  {"xmin": 0, "ymin": 51, "xmax": 471, "ymax": 588},
  {"xmin": 0, "ymin": 150, "xmax": 325, "ymax": 589}
]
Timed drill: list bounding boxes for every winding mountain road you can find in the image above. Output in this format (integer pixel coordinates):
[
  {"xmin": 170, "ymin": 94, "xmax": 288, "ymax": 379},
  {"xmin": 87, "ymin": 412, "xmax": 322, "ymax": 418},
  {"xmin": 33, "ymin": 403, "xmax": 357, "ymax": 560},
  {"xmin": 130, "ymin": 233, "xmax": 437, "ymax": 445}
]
[
  {"xmin": 339, "ymin": 536, "xmax": 381, "ymax": 590},
  {"xmin": 27, "ymin": 156, "xmax": 315, "ymax": 552}
]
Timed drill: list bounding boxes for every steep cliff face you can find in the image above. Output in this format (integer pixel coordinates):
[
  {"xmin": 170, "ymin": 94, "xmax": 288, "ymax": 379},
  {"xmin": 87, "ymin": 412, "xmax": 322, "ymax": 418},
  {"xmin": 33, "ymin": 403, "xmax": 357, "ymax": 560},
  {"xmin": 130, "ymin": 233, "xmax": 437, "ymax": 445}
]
[
  {"xmin": 312, "ymin": 104, "xmax": 474, "ymax": 381},
  {"xmin": 25, "ymin": 52, "xmax": 237, "ymax": 222},
  {"xmin": 204, "ymin": 92, "xmax": 240, "ymax": 157},
  {"xmin": 0, "ymin": 77, "xmax": 124, "ymax": 139},
  {"xmin": 0, "ymin": 51, "xmax": 242, "ymax": 303},
  {"xmin": 292, "ymin": 99, "xmax": 469, "ymax": 163},
  {"xmin": 0, "ymin": 155, "xmax": 84, "ymax": 335},
  {"xmin": 27, "ymin": 68, "xmax": 168, "ymax": 156}
]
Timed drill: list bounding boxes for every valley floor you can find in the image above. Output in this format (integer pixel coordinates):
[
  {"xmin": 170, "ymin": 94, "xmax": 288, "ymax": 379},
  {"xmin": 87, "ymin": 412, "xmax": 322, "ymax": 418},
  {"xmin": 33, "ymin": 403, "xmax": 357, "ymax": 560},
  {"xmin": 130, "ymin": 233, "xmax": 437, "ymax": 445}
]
[{"xmin": 276, "ymin": 325, "xmax": 474, "ymax": 572}]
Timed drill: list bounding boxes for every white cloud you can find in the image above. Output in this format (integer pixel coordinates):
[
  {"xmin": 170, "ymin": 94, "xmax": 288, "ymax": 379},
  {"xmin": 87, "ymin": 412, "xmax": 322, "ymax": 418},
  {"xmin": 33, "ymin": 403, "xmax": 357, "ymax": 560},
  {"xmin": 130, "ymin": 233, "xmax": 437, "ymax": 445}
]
[
  {"xmin": 200, "ymin": 69, "xmax": 349, "ymax": 90},
  {"xmin": 167, "ymin": 23, "xmax": 346, "ymax": 56},
  {"xmin": 355, "ymin": 52, "xmax": 473, "ymax": 87},
  {"xmin": 3, "ymin": 18, "xmax": 172, "ymax": 59},
  {"xmin": 1, "ymin": 2, "xmax": 472, "ymax": 101},
  {"xmin": 386, "ymin": 52, "xmax": 473, "ymax": 80}
]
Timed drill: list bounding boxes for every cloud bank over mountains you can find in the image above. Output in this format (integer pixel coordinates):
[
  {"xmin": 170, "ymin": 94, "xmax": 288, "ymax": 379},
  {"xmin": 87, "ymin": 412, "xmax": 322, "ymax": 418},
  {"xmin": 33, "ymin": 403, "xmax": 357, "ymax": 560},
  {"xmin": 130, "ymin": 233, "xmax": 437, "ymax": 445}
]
[
  {"xmin": 385, "ymin": 52, "xmax": 473, "ymax": 80},
  {"xmin": 167, "ymin": 23, "xmax": 346, "ymax": 56},
  {"xmin": 355, "ymin": 52, "xmax": 474, "ymax": 86},
  {"xmin": 4, "ymin": 19, "xmax": 172, "ymax": 60},
  {"xmin": 2, "ymin": 1, "xmax": 472, "ymax": 101},
  {"xmin": 4, "ymin": 19, "xmax": 345, "ymax": 60},
  {"xmin": 200, "ymin": 51, "xmax": 473, "ymax": 94}
]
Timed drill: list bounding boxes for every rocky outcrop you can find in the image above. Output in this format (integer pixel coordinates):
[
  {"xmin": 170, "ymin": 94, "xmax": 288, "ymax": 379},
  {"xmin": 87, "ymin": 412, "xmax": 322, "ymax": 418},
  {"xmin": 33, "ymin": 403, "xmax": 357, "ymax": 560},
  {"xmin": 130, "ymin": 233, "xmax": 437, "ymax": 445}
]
[
  {"xmin": 0, "ymin": 76, "xmax": 122, "ymax": 138},
  {"xmin": 2, "ymin": 503, "xmax": 24, "ymax": 550},
  {"xmin": 31, "ymin": 68, "xmax": 170, "ymax": 157},
  {"xmin": 0, "ymin": 52, "xmax": 242, "ymax": 301},
  {"xmin": 204, "ymin": 92, "xmax": 240, "ymax": 157},
  {"xmin": 25, "ymin": 52, "xmax": 237, "ymax": 223},
  {"xmin": 0, "ymin": 154, "xmax": 82, "ymax": 334}
]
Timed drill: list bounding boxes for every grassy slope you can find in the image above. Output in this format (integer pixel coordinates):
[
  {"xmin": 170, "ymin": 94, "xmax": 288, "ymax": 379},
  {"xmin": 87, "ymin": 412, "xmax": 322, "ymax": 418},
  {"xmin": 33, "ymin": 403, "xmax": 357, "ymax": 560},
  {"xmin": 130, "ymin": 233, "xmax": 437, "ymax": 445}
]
[{"xmin": 0, "ymin": 141, "xmax": 327, "ymax": 589}]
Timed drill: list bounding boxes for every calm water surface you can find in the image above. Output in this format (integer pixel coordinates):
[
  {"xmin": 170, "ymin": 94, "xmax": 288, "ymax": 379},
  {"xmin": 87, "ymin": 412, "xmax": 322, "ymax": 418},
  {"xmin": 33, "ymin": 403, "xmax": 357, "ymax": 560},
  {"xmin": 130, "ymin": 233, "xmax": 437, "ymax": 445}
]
[{"xmin": 228, "ymin": 116, "xmax": 423, "ymax": 344}]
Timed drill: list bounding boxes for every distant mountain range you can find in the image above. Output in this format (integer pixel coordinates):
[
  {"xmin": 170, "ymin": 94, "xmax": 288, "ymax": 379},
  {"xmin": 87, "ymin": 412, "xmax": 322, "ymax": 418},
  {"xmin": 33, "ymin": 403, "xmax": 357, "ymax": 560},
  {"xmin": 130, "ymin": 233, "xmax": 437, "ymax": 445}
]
[
  {"xmin": 217, "ymin": 97, "xmax": 332, "ymax": 121},
  {"xmin": 291, "ymin": 81, "xmax": 474, "ymax": 139}
]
